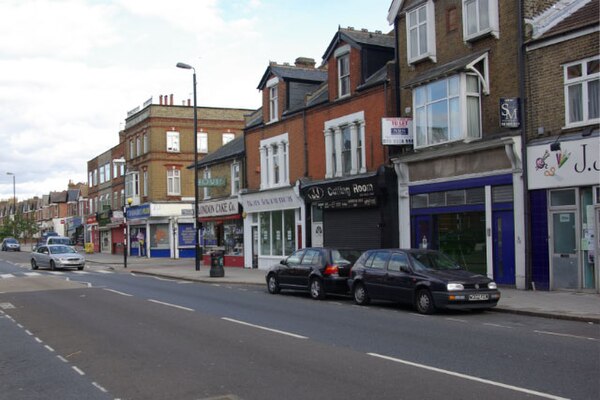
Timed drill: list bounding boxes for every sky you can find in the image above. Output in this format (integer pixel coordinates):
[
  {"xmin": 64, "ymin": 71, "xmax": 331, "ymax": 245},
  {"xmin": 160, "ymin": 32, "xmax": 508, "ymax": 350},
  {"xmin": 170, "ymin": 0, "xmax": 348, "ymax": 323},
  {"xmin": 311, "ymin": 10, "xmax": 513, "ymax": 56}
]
[{"xmin": 0, "ymin": 0, "xmax": 394, "ymax": 202}]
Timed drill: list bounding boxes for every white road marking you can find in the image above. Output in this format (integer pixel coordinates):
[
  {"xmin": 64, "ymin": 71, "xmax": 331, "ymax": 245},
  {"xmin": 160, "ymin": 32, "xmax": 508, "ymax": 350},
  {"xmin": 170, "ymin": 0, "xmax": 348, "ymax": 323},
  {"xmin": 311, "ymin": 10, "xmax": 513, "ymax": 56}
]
[
  {"xmin": 368, "ymin": 353, "xmax": 569, "ymax": 400},
  {"xmin": 483, "ymin": 323, "xmax": 513, "ymax": 328},
  {"xmin": 148, "ymin": 299, "xmax": 194, "ymax": 312},
  {"xmin": 47, "ymin": 271, "xmax": 63, "ymax": 275},
  {"xmin": 446, "ymin": 318, "xmax": 468, "ymax": 323},
  {"xmin": 34, "ymin": 337, "xmax": 43, "ymax": 343},
  {"xmin": 25, "ymin": 329, "xmax": 33, "ymax": 336},
  {"xmin": 57, "ymin": 356, "xmax": 68, "ymax": 363},
  {"xmin": 24, "ymin": 272, "xmax": 41, "ymax": 277},
  {"xmin": 96, "ymin": 270, "xmax": 113, "ymax": 274},
  {"xmin": 1, "ymin": 274, "xmax": 15, "ymax": 279},
  {"xmin": 534, "ymin": 330, "xmax": 599, "ymax": 342},
  {"xmin": 44, "ymin": 345, "xmax": 55, "ymax": 352},
  {"xmin": 92, "ymin": 382, "xmax": 108, "ymax": 393},
  {"xmin": 72, "ymin": 366, "xmax": 85, "ymax": 376},
  {"xmin": 222, "ymin": 317, "xmax": 308, "ymax": 340},
  {"xmin": 410, "ymin": 313, "xmax": 427, "ymax": 317},
  {"xmin": 153, "ymin": 277, "xmax": 176, "ymax": 282},
  {"xmin": 103, "ymin": 288, "xmax": 133, "ymax": 297},
  {"xmin": 73, "ymin": 271, "xmax": 90, "ymax": 274}
]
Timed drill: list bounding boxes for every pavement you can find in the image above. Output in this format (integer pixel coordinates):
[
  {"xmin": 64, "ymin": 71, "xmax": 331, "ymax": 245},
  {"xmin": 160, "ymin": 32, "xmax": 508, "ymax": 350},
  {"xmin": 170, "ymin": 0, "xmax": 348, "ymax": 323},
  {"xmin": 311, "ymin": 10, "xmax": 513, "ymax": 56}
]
[{"xmin": 82, "ymin": 251, "xmax": 600, "ymax": 324}]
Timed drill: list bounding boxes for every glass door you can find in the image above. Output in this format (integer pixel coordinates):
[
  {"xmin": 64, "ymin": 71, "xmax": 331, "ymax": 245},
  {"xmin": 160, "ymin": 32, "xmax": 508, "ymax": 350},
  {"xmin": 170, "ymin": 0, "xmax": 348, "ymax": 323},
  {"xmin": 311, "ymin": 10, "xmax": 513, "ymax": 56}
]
[{"xmin": 549, "ymin": 189, "xmax": 579, "ymax": 289}]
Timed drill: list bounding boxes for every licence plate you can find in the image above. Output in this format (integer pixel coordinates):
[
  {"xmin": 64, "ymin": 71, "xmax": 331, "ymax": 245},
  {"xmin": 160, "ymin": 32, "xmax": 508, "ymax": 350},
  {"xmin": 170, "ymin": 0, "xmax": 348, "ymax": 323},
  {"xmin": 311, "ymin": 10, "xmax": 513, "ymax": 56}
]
[{"xmin": 468, "ymin": 294, "xmax": 489, "ymax": 301}]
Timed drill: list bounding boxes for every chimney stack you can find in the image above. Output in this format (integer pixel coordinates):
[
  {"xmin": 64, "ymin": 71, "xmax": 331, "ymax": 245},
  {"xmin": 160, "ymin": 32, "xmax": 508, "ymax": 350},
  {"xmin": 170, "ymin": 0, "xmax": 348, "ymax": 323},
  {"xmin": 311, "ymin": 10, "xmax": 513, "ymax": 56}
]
[
  {"xmin": 170, "ymin": 94, "xmax": 174, "ymax": 105},
  {"xmin": 159, "ymin": 95, "xmax": 163, "ymax": 105},
  {"xmin": 295, "ymin": 57, "xmax": 316, "ymax": 69}
]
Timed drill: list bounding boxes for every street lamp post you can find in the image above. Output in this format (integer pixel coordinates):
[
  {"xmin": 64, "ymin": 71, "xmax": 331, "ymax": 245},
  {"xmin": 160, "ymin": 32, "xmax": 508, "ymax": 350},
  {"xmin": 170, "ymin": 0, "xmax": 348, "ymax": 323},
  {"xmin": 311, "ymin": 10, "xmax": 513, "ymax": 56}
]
[
  {"xmin": 176, "ymin": 62, "xmax": 201, "ymax": 271},
  {"xmin": 6, "ymin": 172, "xmax": 16, "ymax": 236},
  {"xmin": 123, "ymin": 197, "xmax": 133, "ymax": 269}
]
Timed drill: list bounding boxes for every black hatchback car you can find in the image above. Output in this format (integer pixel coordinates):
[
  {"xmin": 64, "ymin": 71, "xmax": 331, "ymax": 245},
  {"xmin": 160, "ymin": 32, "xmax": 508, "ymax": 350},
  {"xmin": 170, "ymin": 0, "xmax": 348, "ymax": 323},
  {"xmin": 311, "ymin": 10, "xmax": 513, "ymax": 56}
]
[
  {"xmin": 348, "ymin": 249, "xmax": 500, "ymax": 314},
  {"xmin": 266, "ymin": 247, "xmax": 354, "ymax": 300}
]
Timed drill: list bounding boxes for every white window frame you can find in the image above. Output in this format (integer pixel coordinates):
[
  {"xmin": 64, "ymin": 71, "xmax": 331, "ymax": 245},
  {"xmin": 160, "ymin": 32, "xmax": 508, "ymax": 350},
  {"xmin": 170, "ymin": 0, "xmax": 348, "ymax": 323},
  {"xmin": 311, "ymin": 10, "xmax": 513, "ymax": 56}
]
[
  {"xmin": 259, "ymin": 133, "xmax": 289, "ymax": 189},
  {"xmin": 167, "ymin": 168, "xmax": 180, "ymax": 196},
  {"xmin": 231, "ymin": 162, "xmax": 240, "ymax": 195},
  {"xmin": 136, "ymin": 137, "xmax": 141, "ymax": 157},
  {"xmin": 93, "ymin": 169, "xmax": 98, "ymax": 186},
  {"xmin": 198, "ymin": 132, "xmax": 208, "ymax": 153},
  {"xmin": 125, "ymin": 172, "xmax": 139, "ymax": 198},
  {"xmin": 203, "ymin": 168, "xmax": 211, "ymax": 199},
  {"xmin": 324, "ymin": 112, "xmax": 366, "ymax": 178},
  {"xmin": 563, "ymin": 56, "xmax": 600, "ymax": 128},
  {"xmin": 166, "ymin": 131, "xmax": 180, "ymax": 153},
  {"xmin": 129, "ymin": 139, "xmax": 134, "ymax": 159},
  {"xmin": 143, "ymin": 133, "xmax": 149, "ymax": 153},
  {"xmin": 222, "ymin": 133, "xmax": 235, "ymax": 145},
  {"xmin": 267, "ymin": 77, "xmax": 279, "ymax": 123},
  {"xmin": 462, "ymin": 0, "xmax": 499, "ymax": 42},
  {"xmin": 113, "ymin": 163, "xmax": 118, "ymax": 179},
  {"xmin": 105, "ymin": 163, "xmax": 111, "ymax": 182},
  {"xmin": 143, "ymin": 169, "xmax": 148, "ymax": 197},
  {"xmin": 413, "ymin": 73, "xmax": 482, "ymax": 149},
  {"xmin": 335, "ymin": 46, "xmax": 351, "ymax": 98},
  {"xmin": 88, "ymin": 172, "xmax": 93, "ymax": 187},
  {"xmin": 406, "ymin": 0, "xmax": 436, "ymax": 64}
]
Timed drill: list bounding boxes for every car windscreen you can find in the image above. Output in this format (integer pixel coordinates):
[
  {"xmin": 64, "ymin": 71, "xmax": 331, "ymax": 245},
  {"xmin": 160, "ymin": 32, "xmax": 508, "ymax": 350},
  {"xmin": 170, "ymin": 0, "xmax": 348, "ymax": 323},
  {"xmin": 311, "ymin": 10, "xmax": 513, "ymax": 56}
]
[
  {"xmin": 49, "ymin": 238, "xmax": 71, "ymax": 245},
  {"xmin": 5, "ymin": 238, "xmax": 18, "ymax": 243},
  {"xmin": 49, "ymin": 246, "xmax": 77, "ymax": 254},
  {"xmin": 409, "ymin": 252, "xmax": 463, "ymax": 271}
]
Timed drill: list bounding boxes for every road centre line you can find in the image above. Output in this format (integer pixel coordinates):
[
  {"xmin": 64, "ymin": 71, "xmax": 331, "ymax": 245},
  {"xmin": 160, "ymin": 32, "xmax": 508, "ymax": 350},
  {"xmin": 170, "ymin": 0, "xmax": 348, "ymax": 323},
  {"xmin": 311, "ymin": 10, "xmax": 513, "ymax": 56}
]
[
  {"xmin": 534, "ymin": 330, "xmax": 599, "ymax": 342},
  {"xmin": 368, "ymin": 353, "xmax": 569, "ymax": 400},
  {"xmin": 1, "ymin": 274, "xmax": 14, "ymax": 279},
  {"xmin": 445, "ymin": 318, "xmax": 468, "ymax": 323},
  {"xmin": 44, "ymin": 345, "xmax": 55, "ymax": 352},
  {"xmin": 483, "ymin": 323, "xmax": 513, "ymax": 328},
  {"xmin": 148, "ymin": 299, "xmax": 194, "ymax": 312},
  {"xmin": 92, "ymin": 382, "xmax": 108, "ymax": 393},
  {"xmin": 72, "ymin": 366, "xmax": 85, "ymax": 376},
  {"xmin": 222, "ymin": 317, "xmax": 308, "ymax": 340},
  {"xmin": 103, "ymin": 288, "xmax": 133, "ymax": 297}
]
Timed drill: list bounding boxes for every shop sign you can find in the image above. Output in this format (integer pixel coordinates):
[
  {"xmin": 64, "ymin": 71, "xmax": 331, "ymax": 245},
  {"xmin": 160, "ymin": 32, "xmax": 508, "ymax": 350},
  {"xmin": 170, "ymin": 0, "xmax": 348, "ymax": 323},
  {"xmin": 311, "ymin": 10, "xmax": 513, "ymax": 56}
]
[
  {"xmin": 527, "ymin": 136, "xmax": 600, "ymax": 190},
  {"xmin": 198, "ymin": 178, "xmax": 226, "ymax": 187},
  {"xmin": 302, "ymin": 175, "xmax": 378, "ymax": 209},
  {"xmin": 241, "ymin": 188, "xmax": 302, "ymax": 213},
  {"xmin": 178, "ymin": 224, "xmax": 196, "ymax": 246},
  {"xmin": 86, "ymin": 216, "xmax": 97, "ymax": 225},
  {"xmin": 198, "ymin": 198, "xmax": 239, "ymax": 217},
  {"xmin": 500, "ymin": 98, "xmax": 520, "ymax": 128},
  {"xmin": 97, "ymin": 210, "xmax": 112, "ymax": 227},
  {"xmin": 381, "ymin": 117, "xmax": 413, "ymax": 145},
  {"xmin": 126, "ymin": 204, "xmax": 151, "ymax": 219}
]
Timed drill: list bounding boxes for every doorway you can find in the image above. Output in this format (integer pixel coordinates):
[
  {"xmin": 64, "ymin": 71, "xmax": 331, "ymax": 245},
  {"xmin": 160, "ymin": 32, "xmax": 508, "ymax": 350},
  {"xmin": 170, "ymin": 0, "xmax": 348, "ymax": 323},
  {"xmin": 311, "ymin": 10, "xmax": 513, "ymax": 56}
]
[{"xmin": 492, "ymin": 211, "xmax": 515, "ymax": 285}]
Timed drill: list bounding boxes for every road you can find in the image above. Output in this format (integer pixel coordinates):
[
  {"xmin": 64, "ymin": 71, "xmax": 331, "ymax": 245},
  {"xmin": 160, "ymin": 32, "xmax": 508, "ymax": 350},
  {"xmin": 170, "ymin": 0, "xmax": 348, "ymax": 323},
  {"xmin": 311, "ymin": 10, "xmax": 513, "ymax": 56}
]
[{"xmin": 1, "ymin": 251, "xmax": 599, "ymax": 400}]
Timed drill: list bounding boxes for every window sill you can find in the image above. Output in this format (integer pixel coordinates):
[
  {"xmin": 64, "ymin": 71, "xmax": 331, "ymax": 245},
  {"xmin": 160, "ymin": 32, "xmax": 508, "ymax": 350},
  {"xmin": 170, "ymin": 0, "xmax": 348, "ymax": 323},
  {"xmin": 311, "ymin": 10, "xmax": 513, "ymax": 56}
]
[
  {"xmin": 408, "ymin": 53, "xmax": 436, "ymax": 66},
  {"xmin": 563, "ymin": 120, "xmax": 600, "ymax": 131},
  {"xmin": 463, "ymin": 28, "xmax": 499, "ymax": 43}
]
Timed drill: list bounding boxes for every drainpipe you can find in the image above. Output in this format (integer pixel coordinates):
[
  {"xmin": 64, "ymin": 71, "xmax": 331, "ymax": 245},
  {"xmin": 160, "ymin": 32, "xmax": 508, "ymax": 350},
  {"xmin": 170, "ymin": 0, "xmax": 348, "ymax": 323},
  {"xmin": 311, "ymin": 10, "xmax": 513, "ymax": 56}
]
[
  {"xmin": 518, "ymin": 0, "xmax": 532, "ymax": 290},
  {"xmin": 393, "ymin": 15, "xmax": 401, "ymax": 117},
  {"xmin": 303, "ymin": 109, "xmax": 308, "ymax": 177}
]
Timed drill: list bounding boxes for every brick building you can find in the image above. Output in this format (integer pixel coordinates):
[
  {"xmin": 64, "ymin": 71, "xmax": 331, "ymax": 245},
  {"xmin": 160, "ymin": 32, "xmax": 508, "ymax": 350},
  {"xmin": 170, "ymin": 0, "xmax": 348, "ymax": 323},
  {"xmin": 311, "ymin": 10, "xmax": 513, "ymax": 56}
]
[
  {"xmin": 388, "ymin": 0, "xmax": 527, "ymax": 288},
  {"xmin": 524, "ymin": 0, "xmax": 599, "ymax": 291}
]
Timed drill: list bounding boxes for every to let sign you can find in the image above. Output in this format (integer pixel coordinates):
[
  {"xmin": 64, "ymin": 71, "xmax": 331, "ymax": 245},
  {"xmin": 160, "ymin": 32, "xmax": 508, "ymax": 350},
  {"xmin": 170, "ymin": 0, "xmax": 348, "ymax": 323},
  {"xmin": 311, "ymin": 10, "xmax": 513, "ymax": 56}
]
[{"xmin": 381, "ymin": 118, "xmax": 413, "ymax": 145}]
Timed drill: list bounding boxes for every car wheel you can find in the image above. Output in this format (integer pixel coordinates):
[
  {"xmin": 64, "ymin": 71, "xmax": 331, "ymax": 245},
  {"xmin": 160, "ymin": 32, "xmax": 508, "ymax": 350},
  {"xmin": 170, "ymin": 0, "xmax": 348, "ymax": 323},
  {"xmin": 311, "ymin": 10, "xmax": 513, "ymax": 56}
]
[
  {"xmin": 267, "ymin": 274, "xmax": 280, "ymax": 294},
  {"xmin": 31, "ymin": 259, "xmax": 38, "ymax": 270},
  {"xmin": 309, "ymin": 278, "xmax": 325, "ymax": 300},
  {"xmin": 415, "ymin": 289, "xmax": 436, "ymax": 314},
  {"xmin": 50, "ymin": 261, "xmax": 56, "ymax": 271},
  {"xmin": 353, "ymin": 282, "xmax": 370, "ymax": 305}
]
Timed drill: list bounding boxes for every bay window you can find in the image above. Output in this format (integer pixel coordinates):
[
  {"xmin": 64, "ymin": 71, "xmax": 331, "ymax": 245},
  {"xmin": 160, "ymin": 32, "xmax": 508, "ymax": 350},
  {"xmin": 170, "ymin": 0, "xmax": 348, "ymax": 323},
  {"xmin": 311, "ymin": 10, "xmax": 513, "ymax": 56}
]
[{"xmin": 414, "ymin": 73, "xmax": 481, "ymax": 148}]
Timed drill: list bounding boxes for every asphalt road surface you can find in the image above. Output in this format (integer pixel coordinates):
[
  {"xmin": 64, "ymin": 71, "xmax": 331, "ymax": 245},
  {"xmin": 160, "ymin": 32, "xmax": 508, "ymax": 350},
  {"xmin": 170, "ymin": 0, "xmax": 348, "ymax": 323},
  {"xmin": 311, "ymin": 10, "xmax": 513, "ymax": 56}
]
[{"xmin": 1, "ymin": 253, "xmax": 599, "ymax": 400}]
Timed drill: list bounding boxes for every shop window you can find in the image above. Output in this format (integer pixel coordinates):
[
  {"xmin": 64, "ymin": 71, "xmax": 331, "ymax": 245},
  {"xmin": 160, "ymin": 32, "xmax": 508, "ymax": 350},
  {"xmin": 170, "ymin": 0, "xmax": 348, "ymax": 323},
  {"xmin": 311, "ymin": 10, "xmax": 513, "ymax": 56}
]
[
  {"xmin": 150, "ymin": 224, "xmax": 169, "ymax": 250},
  {"xmin": 259, "ymin": 209, "xmax": 296, "ymax": 257}
]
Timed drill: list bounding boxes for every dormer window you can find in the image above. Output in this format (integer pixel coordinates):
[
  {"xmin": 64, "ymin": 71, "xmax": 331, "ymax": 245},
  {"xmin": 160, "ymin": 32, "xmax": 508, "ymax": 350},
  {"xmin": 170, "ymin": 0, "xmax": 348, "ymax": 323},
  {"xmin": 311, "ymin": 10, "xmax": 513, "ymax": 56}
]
[
  {"xmin": 335, "ymin": 45, "xmax": 351, "ymax": 98},
  {"xmin": 267, "ymin": 77, "xmax": 279, "ymax": 123}
]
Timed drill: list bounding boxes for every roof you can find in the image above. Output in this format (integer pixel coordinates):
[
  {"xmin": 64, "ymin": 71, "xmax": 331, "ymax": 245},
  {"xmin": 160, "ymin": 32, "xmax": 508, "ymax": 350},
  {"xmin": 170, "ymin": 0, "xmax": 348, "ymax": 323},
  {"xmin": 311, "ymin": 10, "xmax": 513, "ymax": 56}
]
[
  {"xmin": 193, "ymin": 136, "xmax": 244, "ymax": 169},
  {"xmin": 538, "ymin": 0, "xmax": 599, "ymax": 40},
  {"xmin": 357, "ymin": 64, "xmax": 391, "ymax": 91},
  {"xmin": 67, "ymin": 189, "xmax": 80, "ymax": 202},
  {"xmin": 49, "ymin": 191, "xmax": 68, "ymax": 203},
  {"xmin": 322, "ymin": 27, "xmax": 395, "ymax": 61},
  {"xmin": 402, "ymin": 49, "xmax": 489, "ymax": 88},
  {"xmin": 257, "ymin": 64, "xmax": 327, "ymax": 90}
]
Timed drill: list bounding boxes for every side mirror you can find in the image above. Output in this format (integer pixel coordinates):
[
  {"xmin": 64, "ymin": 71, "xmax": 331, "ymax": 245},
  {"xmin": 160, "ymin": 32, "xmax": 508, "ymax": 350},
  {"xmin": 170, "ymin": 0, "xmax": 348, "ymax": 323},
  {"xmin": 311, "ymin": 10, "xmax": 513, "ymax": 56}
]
[
  {"xmin": 400, "ymin": 265, "xmax": 411, "ymax": 273},
  {"xmin": 280, "ymin": 259, "xmax": 287, "ymax": 265}
]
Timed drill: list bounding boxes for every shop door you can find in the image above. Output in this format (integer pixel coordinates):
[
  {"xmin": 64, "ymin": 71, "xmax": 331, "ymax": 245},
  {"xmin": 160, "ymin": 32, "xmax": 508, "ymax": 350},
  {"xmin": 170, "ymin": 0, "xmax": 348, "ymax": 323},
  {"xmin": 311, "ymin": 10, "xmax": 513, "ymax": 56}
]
[
  {"xmin": 550, "ymin": 211, "xmax": 579, "ymax": 289},
  {"xmin": 492, "ymin": 211, "xmax": 515, "ymax": 285}
]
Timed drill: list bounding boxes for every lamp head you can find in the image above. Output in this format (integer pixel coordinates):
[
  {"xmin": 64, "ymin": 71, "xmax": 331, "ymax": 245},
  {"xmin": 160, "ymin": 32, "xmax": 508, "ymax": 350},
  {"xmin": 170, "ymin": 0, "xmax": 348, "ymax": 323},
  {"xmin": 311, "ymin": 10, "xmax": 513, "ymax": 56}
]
[
  {"xmin": 127, "ymin": 197, "xmax": 133, "ymax": 206},
  {"xmin": 176, "ymin": 62, "xmax": 192, "ymax": 70}
]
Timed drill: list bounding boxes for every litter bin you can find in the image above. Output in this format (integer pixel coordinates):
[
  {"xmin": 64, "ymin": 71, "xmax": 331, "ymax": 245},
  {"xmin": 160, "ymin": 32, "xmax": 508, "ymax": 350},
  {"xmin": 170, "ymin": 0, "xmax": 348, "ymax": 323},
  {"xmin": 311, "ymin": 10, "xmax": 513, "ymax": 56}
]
[{"xmin": 209, "ymin": 250, "xmax": 225, "ymax": 277}]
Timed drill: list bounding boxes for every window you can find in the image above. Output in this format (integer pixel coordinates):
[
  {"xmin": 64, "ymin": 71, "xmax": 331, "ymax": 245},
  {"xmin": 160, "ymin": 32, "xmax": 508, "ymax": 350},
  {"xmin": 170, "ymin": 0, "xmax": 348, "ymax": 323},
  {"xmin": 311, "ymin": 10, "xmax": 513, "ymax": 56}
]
[
  {"xmin": 462, "ymin": 0, "xmax": 499, "ymax": 41},
  {"xmin": 269, "ymin": 85, "xmax": 278, "ymax": 122},
  {"xmin": 324, "ymin": 112, "xmax": 366, "ymax": 178},
  {"xmin": 371, "ymin": 251, "xmax": 390, "ymax": 270},
  {"xmin": 259, "ymin": 209, "xmax": 296, "ymax": 257},
  {"xmin": 120, "ymin": 163, "xmax": 125, "ymax": 176},
  {"xmin": 203, "ymin": 168, "xmax": 211, "ymax": 199},
  {"xmin": 99, "ymin": 167, "xmax": 105, "ymax": 184},
  {"xmin": 222, "ymin": 133, "xmax": 235, "ymax": 145},
  {"xmin": 231, "ymin": 162, "xmax": 240, "ymax": 195},
  {"xmin": 414, "ymin": 73, "xmax": 481, "ymax": 148},
  {"xmin": 88, "ymin": 172, "xmax": 93, "ymax": 187},
  {"xmin": 113, "ymin": 163, "xmax": 118, "ymax": 179},
  {"xmin": 167, "ymin": 168, "xmax": 180, "ymax": 196},
  {"xmin": 125, "ymin": 172, "xmax": 139, "ymax": 198},
  {"xmin": 129, "ymin": 139, "xmax": 134, "ymax": 159},
  {"xmin": 120, "ymin": 189, "xmax": 125, "ymax": 206},
  {"xmin": 113, "ymin": 192, "xmax": 118, "ymax": 209},
  {"xmin": 136, "ymin": 137, "xmax": 141, "ymax": 156},
  {"xmin": 198, "ymin": 132, "xmax": 208, "ymax": 153},
  {"xmin": 338, "ymin": 53, "xmax": 350, "ymax": 98},
  {"xmin": 104, "ymin": 163, "xmax": 111, "ymax": 182},
  {"xmin": 93, "ymin": 170, "xmax": 98, "ymax": 186},
  {"xmin": 166, "ymin": 131, "xmax": 180, "ymax": 152},
  {"xmin": 260, "ymin": 134, "xmax": 289, "ymax": 189},
  {"xmin": 143, "ymin": 133, "xmax": 149, "ymax": 153},
  {"xmin": 564, "ymin": 57, "xmax": 599, "ymax": 127},
  {"xmin": 406, "ymin": 1, "xmax": 436, "ymax": 63},
  {"xmin": 388, "ymin": 252, "xmax": 409, "ymax": 272},
  {"xmin": 143, "ymin": 169, "xmax": 148, "ymax": 197}
]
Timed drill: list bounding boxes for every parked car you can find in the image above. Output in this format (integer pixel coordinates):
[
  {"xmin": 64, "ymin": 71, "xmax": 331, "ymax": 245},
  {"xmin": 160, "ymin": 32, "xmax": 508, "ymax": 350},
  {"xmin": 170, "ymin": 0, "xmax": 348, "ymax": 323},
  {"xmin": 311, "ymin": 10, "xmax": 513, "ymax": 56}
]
[
  {"xmin": 33, "ymin": 235, "xmax": 72, "ymax": 251},
  {"xmin": 348, "ymin": 249, "xmax": 500, "ymax": 314},
  {"xmin": 1, "ymin": 237, "xmax": 20, "ymax": 251},
  {"xmin": 30, "ymin": 245, "xmax": 85, "ymax": 271},
  {"xmin": 266, "ymin": 247, "xmax": 354, "ymax": 300}
]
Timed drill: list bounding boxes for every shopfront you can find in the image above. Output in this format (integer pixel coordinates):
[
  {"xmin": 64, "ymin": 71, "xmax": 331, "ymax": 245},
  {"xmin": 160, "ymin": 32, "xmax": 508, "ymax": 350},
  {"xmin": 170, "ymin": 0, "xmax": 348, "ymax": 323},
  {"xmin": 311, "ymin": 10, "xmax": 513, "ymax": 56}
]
[
  {"xmin": 300, "ymin": 167, "xmax": 398, "ymax": 262},
  {"xmin": 97, "ymin": 210, "xmax": 112, "ymax": 254},
  {"xmin": 528, "ymin": 135, "xmax": 600, "ymax": 292},
  {"xmin": 85, "ymin": 215, "xmax": 99, "ymax": 253},
  {"xmin": 198, "ymin": 197, "xmax": 244, "ymax": 267},
  {"xmin": 240, "ymin": 186, "xmax": 304, "ymax": 269}
]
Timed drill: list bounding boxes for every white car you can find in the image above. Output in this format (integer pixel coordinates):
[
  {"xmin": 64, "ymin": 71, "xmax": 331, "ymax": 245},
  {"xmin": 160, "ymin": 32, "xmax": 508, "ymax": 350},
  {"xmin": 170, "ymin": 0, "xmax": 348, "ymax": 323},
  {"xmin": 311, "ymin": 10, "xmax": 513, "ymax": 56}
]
[{"xmin": 31, "ymin": 245, "xmax": 85, "ymax": 271}]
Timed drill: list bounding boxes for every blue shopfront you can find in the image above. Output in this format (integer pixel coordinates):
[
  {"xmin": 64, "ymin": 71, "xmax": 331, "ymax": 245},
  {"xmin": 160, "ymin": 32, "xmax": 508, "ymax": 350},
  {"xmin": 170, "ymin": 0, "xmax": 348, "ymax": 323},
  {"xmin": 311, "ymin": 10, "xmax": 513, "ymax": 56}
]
[{"xmin": 409, "ymin": 174, "xmax": 516, "ymax": 285}]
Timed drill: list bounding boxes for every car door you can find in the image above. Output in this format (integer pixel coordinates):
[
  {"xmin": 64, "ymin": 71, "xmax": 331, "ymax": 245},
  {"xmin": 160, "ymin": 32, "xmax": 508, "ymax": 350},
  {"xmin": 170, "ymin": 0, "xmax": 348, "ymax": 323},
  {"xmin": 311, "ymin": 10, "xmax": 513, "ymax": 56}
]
[
  {"xmin": 278, "ymin": 250, "xmax": 305, "ymax": 287},
  {"xmin": 296, "ymin": 249, "xmax": 321, "ymax": 288},
  {"xmin": 385, "ymin": 252, "xmax": 414, "ymax": 304},
  {"xmin": 36, "ymin": 246, "xmax": 50, "ymax": 269},
  {"xmin": 363, "ymin": 251, "xmax": 390, "ymax": 300}
]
